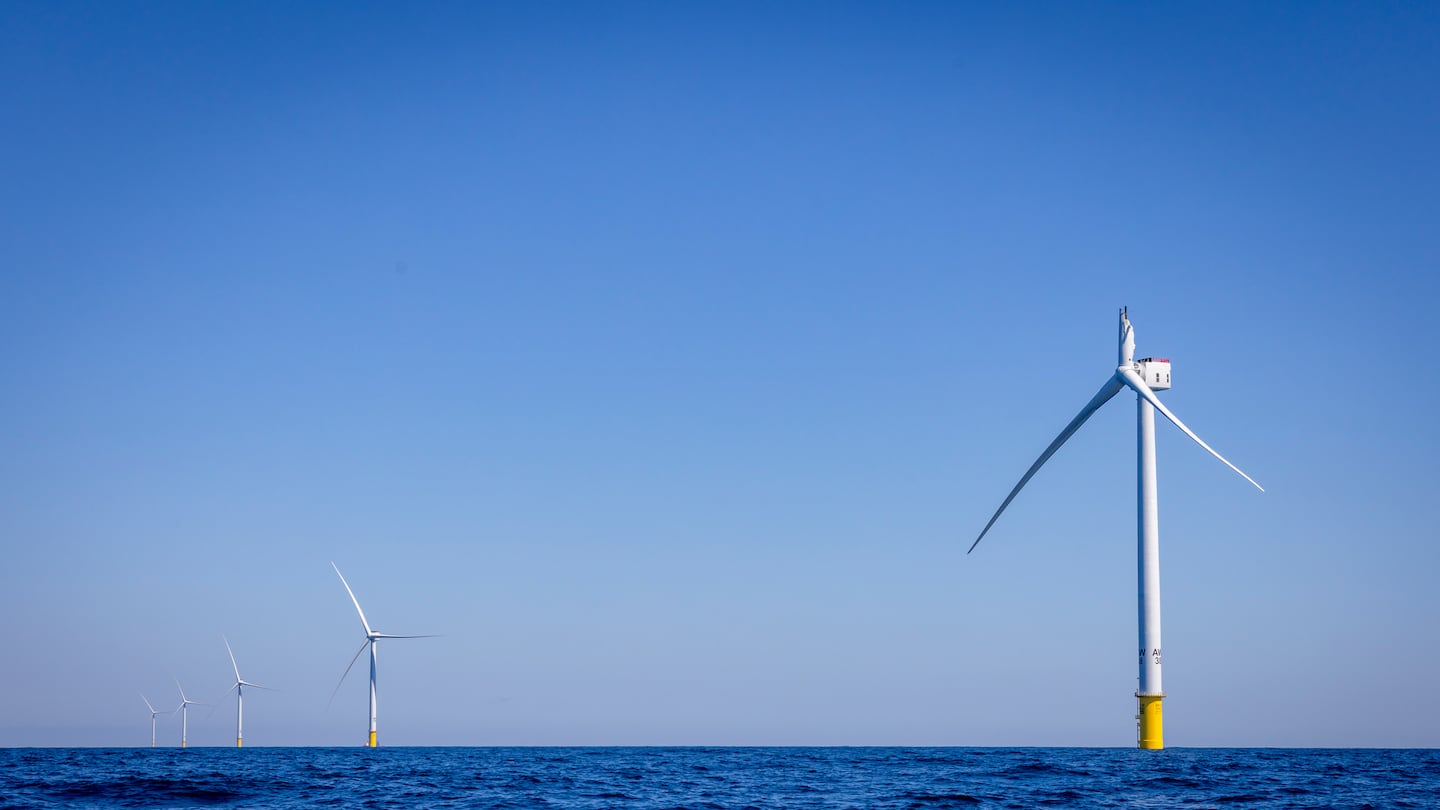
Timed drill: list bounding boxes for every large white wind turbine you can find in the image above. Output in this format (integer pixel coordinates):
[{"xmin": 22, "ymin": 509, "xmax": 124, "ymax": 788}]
[
  {"xmin": 174, "ymin": 680, "xmax": 207, "ymax": 748},
  {"xmin": 970, "ymin": 307, "xmax": 1262, "ymax": 749},
  {"xmin": 223, "ymin": 636, "xmax": 270, "ymax": 748},
  {"xmin": 140, "ymin": 694, "xmax": 171, "ymax": 748},
  {"xmin": 331, "ymin": 562, "xmax": 435, "ymax": 747}
]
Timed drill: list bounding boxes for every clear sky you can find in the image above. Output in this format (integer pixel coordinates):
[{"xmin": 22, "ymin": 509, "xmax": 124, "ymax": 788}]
[{"xmin": 2, "ymin": 1, "xmax": 1437, "ymax": 748}]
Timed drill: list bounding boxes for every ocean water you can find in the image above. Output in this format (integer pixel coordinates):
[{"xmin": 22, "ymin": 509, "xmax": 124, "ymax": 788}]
[{"xmin": 1, "ymin": 747, "xmax": 1436, "ymax": 809}]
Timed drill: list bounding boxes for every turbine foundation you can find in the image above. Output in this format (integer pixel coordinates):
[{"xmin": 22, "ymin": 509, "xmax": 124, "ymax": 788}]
[
  {"xmin": 1136, "ymin": 693, "xmax": 1164, "ymax": 749},
  {"xmin": 368, "ymin": 730, "xmax": 377, "ymax": 748}
]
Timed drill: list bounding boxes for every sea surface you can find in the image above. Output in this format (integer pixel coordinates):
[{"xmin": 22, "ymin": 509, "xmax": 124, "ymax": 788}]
[{"xmin": 1, "ymin": 747, "xmax": 1436, "ymax": 809}]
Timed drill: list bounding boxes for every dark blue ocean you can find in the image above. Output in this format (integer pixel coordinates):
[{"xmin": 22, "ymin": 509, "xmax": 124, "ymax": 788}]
[{"xmin": 2, "ymin": 747, "xmax": 1436, "ymax": 809}]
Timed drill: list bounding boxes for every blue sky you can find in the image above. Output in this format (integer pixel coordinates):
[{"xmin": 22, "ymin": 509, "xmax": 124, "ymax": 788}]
[{"xmin": 2, "ymin": 1, "xmax": 1437, "ymax": 747}]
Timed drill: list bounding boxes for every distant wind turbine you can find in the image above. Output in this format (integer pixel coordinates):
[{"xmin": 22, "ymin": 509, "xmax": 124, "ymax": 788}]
[
  {"xmin": 970, "ymin": 307, "xmax": 1262, "ymax": 749},
  {"xmin": 174, "ymin": 680, "xmax": 207, "ymax": 748},
  {"xmin": 140, "ymin": 694, "xmax": 171, "ymax": 748},
  {"xmin": 331, "ymin": 562, "xmax": 436, "ymax": 747},
  {"xmin": 224, "ymin": 636, "xmax": 270, "ymax": 748}
]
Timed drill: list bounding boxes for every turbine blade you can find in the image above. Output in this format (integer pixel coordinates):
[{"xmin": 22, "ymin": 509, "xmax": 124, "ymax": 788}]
[
  {"xmin": 371, "ymin": 633, "xmax": 439, "ymax": 639},
  {"xmin": 141, "ymin": 693, "xmax": 157, "ymax": 714},
  {"xmin": 1117, "ymin": 367, "xmax": 1264, "ymax": 492},
  {"xmin": 224, "ymin": 636, "xmax": 242, "ymax": 682},
  {"xmin": 969, "ymin": 374, "xmax": 1125, "ymax": 553},
  {"xmin": 332, "ymin": 562, "xmax": 374, "ymax": 637},
  {"xmin": 328, "ymin": 639, "xmax": 371, "ymax": 710},
  {"xmin": 1119, "ymin": 307, "xmax": 1135, "ymax": 366}
]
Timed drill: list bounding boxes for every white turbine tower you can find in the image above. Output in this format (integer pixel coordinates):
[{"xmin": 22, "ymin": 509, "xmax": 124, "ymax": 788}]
[
  {"xmin": 970, "ymin": 307, "xmax": 1262, "ymax": 749},
  {"xmin": 140, "ymin": 694, "xmax": 171, "ymax": 748},
  {"xmin": 331, "ymin": 562, "xmax": 435, "ymax": 748},
  {"xmin": 224, "ymin": 636, "xmax": 270, "ymax": 748},
  {"xmin": 174, "ymin": 680, "xmax": 207, "ymax": 748}
]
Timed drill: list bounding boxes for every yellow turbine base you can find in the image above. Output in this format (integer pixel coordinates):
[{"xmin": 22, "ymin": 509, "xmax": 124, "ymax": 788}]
[
  {"xmin": 1137, "ymin": 694, "xmax": 1164, "ymax": 749},
  {"xmin": 237, "ymin": 738, "xmax": 243, "ymax": 748},
  {"xmin": 181, "ymin": 741, "xmax": 187, "ymax": 749},
  {"xmin": 368, "ymin": 731, "xmax": 377, "ymax": 748}
]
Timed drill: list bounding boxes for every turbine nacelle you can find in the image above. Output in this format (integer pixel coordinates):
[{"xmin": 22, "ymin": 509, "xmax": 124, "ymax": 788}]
[{"xmin": 1135, "ymin": 357, "xmax": 1171, "ymax": 391}]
